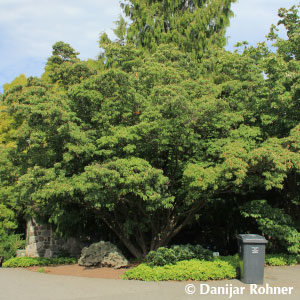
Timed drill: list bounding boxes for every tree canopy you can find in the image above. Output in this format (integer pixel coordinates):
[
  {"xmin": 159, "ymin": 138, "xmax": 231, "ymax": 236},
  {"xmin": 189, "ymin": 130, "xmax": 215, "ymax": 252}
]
[
  {"xmin": 0, "ymin": 4, "xmax": 299, "ymax": 258},
  {"xmin": 120, "ymin": 0, "xmax": 236, "ymax": 57}
]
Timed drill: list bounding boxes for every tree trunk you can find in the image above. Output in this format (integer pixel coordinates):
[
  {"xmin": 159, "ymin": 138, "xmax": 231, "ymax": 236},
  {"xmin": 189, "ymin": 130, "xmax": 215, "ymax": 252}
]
[
  {"xmin": 98, "ymin": 200, "xmax": 205, "ymax": 258},
  {"xmin": 101, "ymin": 216, "xmax": 143, "ymax": 259}
]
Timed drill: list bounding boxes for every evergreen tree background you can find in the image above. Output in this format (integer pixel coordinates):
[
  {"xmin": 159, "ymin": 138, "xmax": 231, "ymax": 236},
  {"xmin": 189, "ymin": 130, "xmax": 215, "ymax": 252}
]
[{"xmin": 120, "ymin": 0, "xmax": 237, "ymax": 58}]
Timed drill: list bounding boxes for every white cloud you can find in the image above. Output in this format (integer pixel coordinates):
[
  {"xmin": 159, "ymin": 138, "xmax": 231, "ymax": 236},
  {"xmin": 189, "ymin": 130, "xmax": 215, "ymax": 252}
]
[
  {"xmin": 0, "ymin": 0, "xmax": 121, "ymax": 59},
  {"xmin": 0, "ymin": 0, "xmax": 298, "ymax": 90}
]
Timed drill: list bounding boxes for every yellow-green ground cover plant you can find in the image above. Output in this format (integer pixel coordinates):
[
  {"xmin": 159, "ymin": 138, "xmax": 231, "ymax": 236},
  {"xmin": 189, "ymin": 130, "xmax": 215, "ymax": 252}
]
[
  {"xmin": 3, "ymin": 257, "xmax": 77, "ymax": 268},
  {"xmin": 124, "ymin": 247, "xmax": 300, "ymax": 281}
]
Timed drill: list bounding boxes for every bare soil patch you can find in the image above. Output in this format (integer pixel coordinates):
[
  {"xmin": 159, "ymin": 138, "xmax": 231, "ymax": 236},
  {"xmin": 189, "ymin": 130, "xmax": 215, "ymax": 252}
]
[{"xmin": 26, "ymin": 264, "xmax": 134, "ymax": 279}]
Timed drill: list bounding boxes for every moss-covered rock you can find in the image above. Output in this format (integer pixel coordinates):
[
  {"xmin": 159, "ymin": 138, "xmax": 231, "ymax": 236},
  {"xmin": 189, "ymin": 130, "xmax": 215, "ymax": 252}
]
[{"xmin": 78, "ymin": 241, "xmax": 128, "ymax": 268}]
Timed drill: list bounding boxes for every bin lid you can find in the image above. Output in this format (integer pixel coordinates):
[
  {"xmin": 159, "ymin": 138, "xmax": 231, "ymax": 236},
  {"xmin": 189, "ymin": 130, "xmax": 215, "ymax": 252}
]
[{"xmin": 237, "ymin": 234, "xmax": 268, "ymax": 244}]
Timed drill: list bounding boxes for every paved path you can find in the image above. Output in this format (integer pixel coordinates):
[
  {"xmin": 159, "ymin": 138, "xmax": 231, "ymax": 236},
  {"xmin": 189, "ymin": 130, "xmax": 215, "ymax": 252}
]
[{"xmin": 0, "ymin": 265, "xmax": 299, "ymax": 300}]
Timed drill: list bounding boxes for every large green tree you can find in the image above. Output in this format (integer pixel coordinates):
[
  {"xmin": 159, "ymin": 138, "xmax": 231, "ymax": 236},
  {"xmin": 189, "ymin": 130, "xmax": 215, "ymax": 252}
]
[
  {"xmin": 1, "ymin": 5, "xmax": 299, "ymax": 258},
  {"xmin": 120, "ymin": 0, "xmax": 236, "ymax": 57}
]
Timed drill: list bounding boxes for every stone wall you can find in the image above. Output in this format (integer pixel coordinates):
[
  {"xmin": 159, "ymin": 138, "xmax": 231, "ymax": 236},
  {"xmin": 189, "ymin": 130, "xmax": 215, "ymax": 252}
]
[{"xmin": 25, "ymin": 219, "xmax": 84, "ymax": 258}]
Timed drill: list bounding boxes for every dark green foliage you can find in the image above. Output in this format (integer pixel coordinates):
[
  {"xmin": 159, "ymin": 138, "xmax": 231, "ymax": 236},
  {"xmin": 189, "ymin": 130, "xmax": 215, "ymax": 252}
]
[
  {"xmin": 3, "ymin": 256, "xmax": 77, "ymax": 268},
  {"xmin": 45, "ymin": 41, "xmax": 96, "ymax": 86},
  {"xmin": 146, "ymin": 247, "xmax": 177, "ymax": 266},
  {"xmin": 172, "ymin": 244, "xmax": 213, "ymax": 261},
  {"xmin": 0, "ymin": 4, "xmax": 299, "ymax": 259},
  {"xmin": 0, "ymin": 234, "xmax": 25, "ymax": 260},
  {"xmin": 241, "ymin": 200, "xmax": 300, "ymax": 254},
  {"xmin": 146, "ymin": 244, "xmax": 213, "ymax": 266}
]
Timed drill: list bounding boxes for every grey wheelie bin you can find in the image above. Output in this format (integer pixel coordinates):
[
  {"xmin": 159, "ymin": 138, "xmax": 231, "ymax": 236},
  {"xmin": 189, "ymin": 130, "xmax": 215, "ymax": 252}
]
[{"xmin": 237, "ymin": 234, "xmax": 268, "ymax": 284}]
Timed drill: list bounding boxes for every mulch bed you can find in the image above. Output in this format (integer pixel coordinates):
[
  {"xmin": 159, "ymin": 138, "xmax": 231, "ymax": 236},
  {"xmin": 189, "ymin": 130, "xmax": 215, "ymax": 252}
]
[{"xmin": 26, "ymin": 263, "xmax": 138, "ymax": 279}]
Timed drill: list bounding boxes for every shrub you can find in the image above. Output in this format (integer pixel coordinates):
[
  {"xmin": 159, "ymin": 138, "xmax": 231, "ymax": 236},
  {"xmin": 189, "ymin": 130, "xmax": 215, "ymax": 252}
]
[
  {"xmin": 146, "ymin": 247, "xmax": 177, "ymax": 266},
  {"xmin": 214, "ymin": 255, "xmax": 239, "ymax": 268},
  {"xmin": 214, "ymin": 253, "xmax": 300, "ymax": 267},
  {"xmin": 123, "ymin": 259, "xmax": 236, "ymax": 281},
  {"xmin": 3, "ymin": 257, "xmax": 77, "ymax": 268},
  {"xmin": 172, "ymin": 244, "xmax": 213, "ymax": 261},
  {"xmin": 265, "ymin": 254, "xmax": 300, "ymax": 266},
  {"xmin": 0, "ymin": 234, "xmax": 25, "ymax": 260},
  {"xmin": 145, "ymin": 244, "xmax": 213, "ymax": 266}
]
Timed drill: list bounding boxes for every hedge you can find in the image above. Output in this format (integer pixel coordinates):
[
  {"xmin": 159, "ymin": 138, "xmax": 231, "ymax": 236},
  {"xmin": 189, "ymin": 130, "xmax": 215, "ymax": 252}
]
[
  {"xmin": 265, "ymin": 254, "xmax": 300, "ymax": 266},
  {"xmin": 123, "ymin": 259, "xmax": 237, "ymax": 281}
]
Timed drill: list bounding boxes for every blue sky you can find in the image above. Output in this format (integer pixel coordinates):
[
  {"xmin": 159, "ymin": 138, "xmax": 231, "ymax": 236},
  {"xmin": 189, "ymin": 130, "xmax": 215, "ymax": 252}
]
[{"xmin": 0, "ymin": 0, "xmax": 298, "ymax": 93}]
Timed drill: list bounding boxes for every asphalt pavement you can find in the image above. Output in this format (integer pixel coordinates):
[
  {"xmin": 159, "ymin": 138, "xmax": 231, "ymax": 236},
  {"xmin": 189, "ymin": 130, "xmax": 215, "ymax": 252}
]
[{"xmin": 0, "ymin": 265, "xmax": 299, "ymax": 300}]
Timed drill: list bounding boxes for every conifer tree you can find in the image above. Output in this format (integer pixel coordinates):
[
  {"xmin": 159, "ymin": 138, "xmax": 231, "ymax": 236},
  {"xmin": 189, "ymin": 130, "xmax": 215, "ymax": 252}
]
[{"xmin": 121, "ymin": 0, "xmax": 236, "ymax": 58}]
